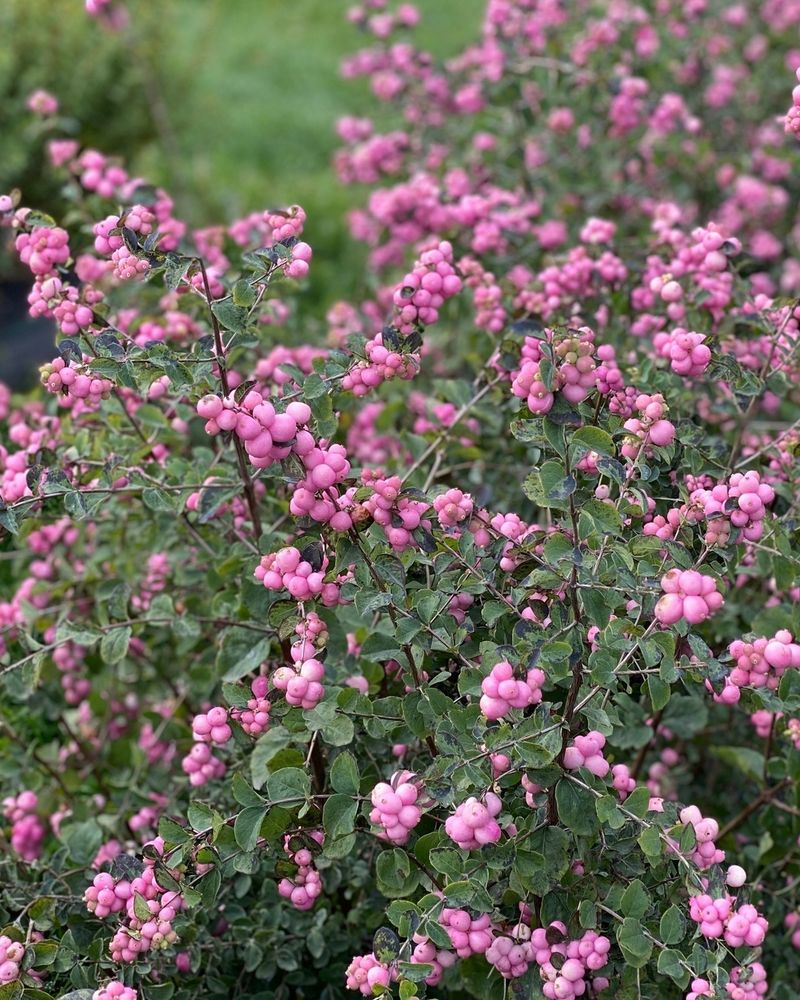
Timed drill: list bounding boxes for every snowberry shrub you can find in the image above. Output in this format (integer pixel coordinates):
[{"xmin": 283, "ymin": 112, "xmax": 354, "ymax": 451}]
[{"xmin": 2, "ymin": 1, "xmax": 800, "ymax": 998}]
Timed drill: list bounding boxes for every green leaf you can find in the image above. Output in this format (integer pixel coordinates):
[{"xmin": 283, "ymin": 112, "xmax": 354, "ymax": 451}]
[
  {"xmin": 232, "ymin": 771, "xmax": 266, "ymax": 807},
  {"xmin": 376, "ymin": 849, "xmax": 421, "ymax": 898},
  {"xmin": 133, "ymin": 891, "xmax": 151, "ymax": 921},
  {"xmin": 301, "ymin": 373, "xmax": 328, "ymax": 399},
  {"xmin": 187, "ymin": 801, "xmax": 215, "ymax": 834},
  {"xmin": 330, "ymin": 751, "xmax": 360, "ymax": 794},
  {"xmin": 321, "ymin": 712, "xmax": 355, "ymax": 746},
  {"xmin": 622, "ymin": 786, "xmax": 651, "ymax": 818},
  {"xmin": 556, "ymin": 780, "xmax": 598, "ymax": 836},
  {"xmin": 637, "ymin": 825, "xmax": 662, "ymax": 859},
  {"xmin": 578, "ymin": 900, "xmax": 597, "ymax": 928},
  {"xmin": 322, "ymin": 794, "xmax": 357, "ymax": 858},
  {"xmin": 399, "ymin": 981, "xmax": 418, "ymax": 1000},
  {"xmin": 442, "ymin": 880, "xmax": 493, "ymax": 910},
  {"xmin": 397, "ymin": 961, "xmax": 433, "ymax": 983},
  {"xmin": 616, "ymin": 916, "xmax": 653, "ymax": 968},
  {"xmin": 59, "ymin": 820, "xmax": 103, "ymax": 865},
  {"xmin": 646, "ymin": 675, "xmax": 671, "ymax": 711},
  {"xmin": 29, "ymin": 940, "xmax": 58, "ymax": 967},
  {"xmin": 581, "ymin": 499, "xmax": 622, "ymax": 535},
  {"xmin": 620, "ymin": 879, "xmax": 650, "ymax": 919},
  {"xmin": 596, "ymin": 795, "xmax": 626, "ymax": 830},
  {"xmin": 523, "ymin": 460, "xmax": 576, "ymax": 510},
  {"xmin": 63, "ymin": 491, "xmax": 88, "ymax": 519},
  {"xmin": 198, "ymin": 866, "xmax": 222, "ymax": 907},
  {"xmin": 142, "ymin": 487, "xmax": 177, "ymax": 513},
  {"xmin": 55, "ymin": 622, "xmax": 101, "ymax": 647},
  {"xmin": 234, "ymin": 805, "xmax": 268, "ymax": 851},
  {"xmin": 216, "ymin": 628, "xmax": 272, "ymax": 683},
  {"xmin": 373, "ymin": 927, "xmax": 401, "ymax": 964},
  {"xmin": 657, "ymin": 948, "xmax": 687, "ymax": 981},
  {"xmin": 158, "ymin": 817, "xmax": 191, "ymax": 845},
  {"xmin": 570, "ymin": 426, "xmax": 615, "ymax": 458},
  {"xmin": 662, "ymin": 695, "xmax": 708, "ymax": 738},
  {"xmin": 250, "ymin": 726, "xmax": 293, "ymax": 789},
  {"xmin": 27, "ymin": 897, "xmax": 56, "ymax": 931},
  {"xmin": 232, "ymin": 279, "xmax": 257, "ymax": 307},
  {"xmin": 266, "ymin": 766, "xmax": 311, "ymax": 804},
  {"xmin": 99, "ymin": 626, "xmax": 131, "ymax": 665},
  {"xmin": 211, "ymin": 299, "xmax": 248, "ymax": 335},
  {"xmin": 660, "ymin": 905, "xmax": 686, "ymax": 945}
]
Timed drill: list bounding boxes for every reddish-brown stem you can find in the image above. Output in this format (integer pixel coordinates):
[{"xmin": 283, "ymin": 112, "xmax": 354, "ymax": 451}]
[{"xmin": 196, "ymin": 258, "xmax": 263, "ymax": 541}]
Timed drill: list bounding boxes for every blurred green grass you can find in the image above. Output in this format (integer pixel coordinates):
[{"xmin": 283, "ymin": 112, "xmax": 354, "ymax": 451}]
[
  {"xmin": 1, "ymin": 0, "xmax": 483, "ymax": 319},
  {"xmin": 132, "ymin": 0, "xmax": 485, "ymax": 304}
]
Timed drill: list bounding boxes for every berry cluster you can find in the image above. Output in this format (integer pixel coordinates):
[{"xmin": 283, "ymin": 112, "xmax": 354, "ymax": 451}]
[
  {"xmin": 479, "ymin": 660, "xmax": 545, "ymax": 721},
  {"xmin": 345, "ymin": 953, "xmax": 396, "ymax": 995},
  {"xmin": 440, "ymin": 908, "xmax": 494, "ymax": 957},
  {"xmin": 727, "ymin": 631, "xmax": 800, "ymax": 692},
  {"xmin": 409, "ymin": 933, "xmax": 456, "ymax": 986},
  {"xmin": 621, "ymin": 393, "xmax": 676, "ymax": 456},
  {"xmin": 230, "ymin": 676, "xmax": 271, "ymax": 737},
  {"xmin": 653, "ymin": 327, "xmax": 712, "ymax": 377},
  {"xmin": 277, "ymin": 831, "xmax": 324, "ymax": 910},
  {"xmin": 691, "ymin": 471, "xmax": 776, "ymax": 545},
  {"xmin": 3, "ymin": 791, "xmax": 45, "ymax": 860},
  {"xmin": 181, "ymin": 739, "xmax": 226, "ymax": 789},
  {"xmin": 677, "ymin": 805, "xmax": 724, "ymax": 869},
  {"xmin": 654, "ymin": 569, "xmax": 724, "ymax": 626},
  {"xmin": 85, "ymin": 871, "xmax": 132, "ymax": 918},
  {"xmin": 197, "ymin": 392, "xmax": 314, "ymax": 471},
  {"xmin": 611, "ymin": 763, "xmax": 637, "ymax": 800},
  {"xmin": 107, "ymin": 844, "xmax": 183, "ymax": 962},
  {"xmin": 340, "ymin": 327, "xmax": 421, "ymax": 396},
  {"xmin": 432, "ymin": 487, "xmax": 473, "ymax": 529},
  {"xmin": 191, "ymin": 706, "xmax": 232, "ymax": 745},
  {"xmin": 726, "ymin": 964, "xmax": 769, "ymax": 1000},
  {"xmin": 254, "ymin": 545, "xmax": 339, "ymax": 604},
  {"xmin": 273, "ymin": 656, "xmax": 325, "ymax": 711},
  {"xmin": 369, "ymin": 770, "xmax": 423, "ymax": 844},
  {"xmin": 511, "ymin": 327, "xmax": 598, "ymax": 416},
  {"xmin": 28, "ymin": 275, "xmax": 100, "ymax": 334},
  {"xmin": 85, "ymin": 843, "xmax": 183, "ymax": 963},
  {"xmin": 93, "ymin": 984, "xmax": 138, "ymax": 1000},
  {"xmin": 784, "ymin": 67, "xmax": 800, "ymax": 135},
  {"xmin": 689, "ymin": 894, "xmax": 768, "ymax": 948},
  {"xmin": 361, "ymin": 470, "xmax": 432, "ymax": 550},
  {"xmin": 445, "ymin": 793, "xmax": 502, "ymax": 850},
  {"xmin": 40, "ymin": 357, "xmax": 113, "ymax": 406},
  {"xmin": 15, "ymin": 225, "xmax": 70, "ymax": 276},
  {"xmin": 289, "ymin": 441, "xmax": 353, "ymax": 530},
  {"xmin": 486, "ymin": 930, "xmax": 534, "ymax": 980},
  {"xmin": 0, "ymin": 936, "xmax": 26, "ymax": 985},
  {"xmin": 563, "ymin": 730, "xmax": 610, "ymax": 778},
  {"xmin": 392, "ymin": 240, "xmax": 462, "ymax": 333},
  {"xmin": 530, "ymin": 922, "xmax": 611, "ymax": 998}
]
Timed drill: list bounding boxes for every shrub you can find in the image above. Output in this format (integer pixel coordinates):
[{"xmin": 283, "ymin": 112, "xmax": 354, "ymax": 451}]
[{"xmin": 1, "ymin": 1, "xmax": 800, "ymax": 998}]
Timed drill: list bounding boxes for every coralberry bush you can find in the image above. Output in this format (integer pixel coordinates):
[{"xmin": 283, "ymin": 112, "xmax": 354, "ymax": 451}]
[{"xmin": 2, "ymin": 2, "xmax": 800, "ymax": 998}]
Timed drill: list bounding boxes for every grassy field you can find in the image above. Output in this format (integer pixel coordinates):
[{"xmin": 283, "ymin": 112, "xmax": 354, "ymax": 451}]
[{"xmin": 133, "ymin": 0, "xmax": 486, "ymax": 303}]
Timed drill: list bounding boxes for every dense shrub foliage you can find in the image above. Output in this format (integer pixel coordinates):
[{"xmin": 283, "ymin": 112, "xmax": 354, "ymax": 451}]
[{"xmin": 2, "ymin": 1, "xmax": 800, "ymax": 998}]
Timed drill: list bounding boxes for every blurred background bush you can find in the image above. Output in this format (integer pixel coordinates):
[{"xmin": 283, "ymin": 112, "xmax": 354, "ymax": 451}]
[
  {"xmin": 1, "ymin": 0, "xmax": 482, "ymax": 385},
  {"xmin": 1, "ymin": 0, "xmax": 484, "ymax": 288}
]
